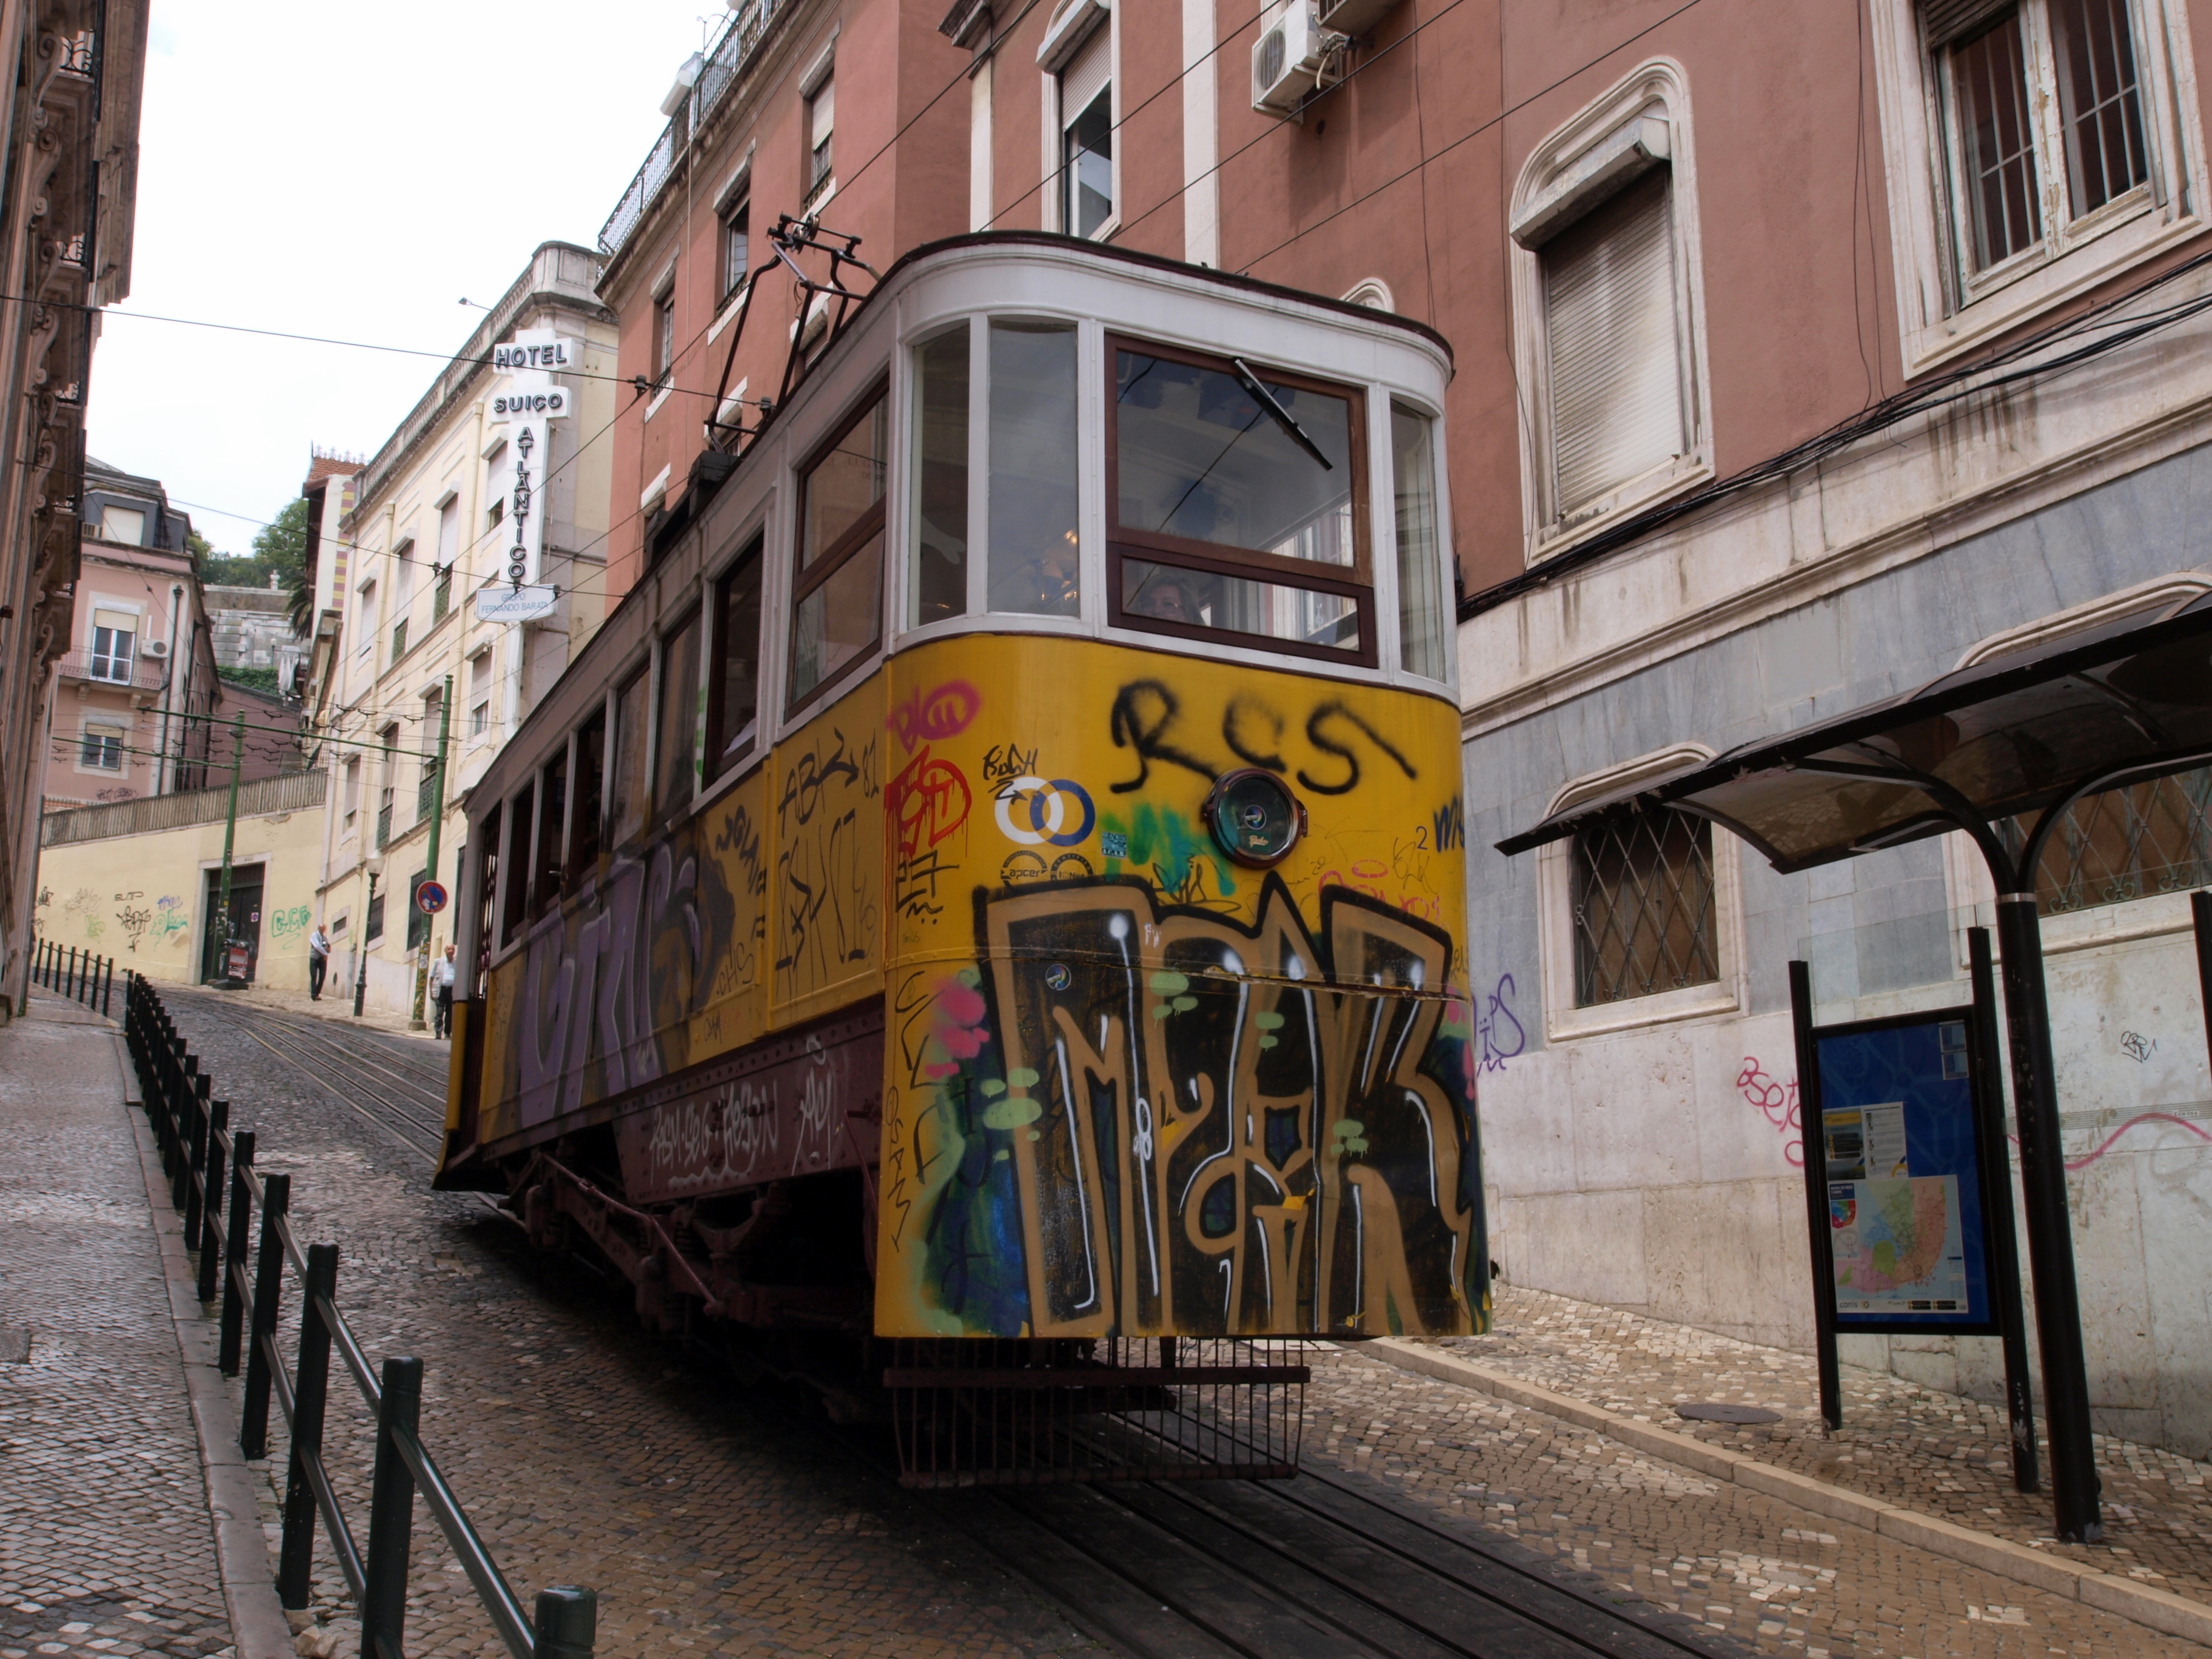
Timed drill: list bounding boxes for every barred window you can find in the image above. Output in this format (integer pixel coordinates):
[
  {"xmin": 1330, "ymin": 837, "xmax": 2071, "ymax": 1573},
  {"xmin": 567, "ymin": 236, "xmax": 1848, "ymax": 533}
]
[
  {"xmin": 2003, "ymin": 766, "xmax": 2212, "ymax": 913},
  {"xmin": 1570, "ymin": 807, "xmax": 1720, "ymax": 1005}
]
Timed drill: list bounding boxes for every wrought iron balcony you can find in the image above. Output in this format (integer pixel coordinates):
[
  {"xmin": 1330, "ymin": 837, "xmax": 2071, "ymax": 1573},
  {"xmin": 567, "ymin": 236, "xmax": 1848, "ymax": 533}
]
[
  {"xmin": 56, "ymin": 649, "xmax": 164, "ymax": 691},
  {"xmin": 598, "ymin": 0, "xmax": 788, "ymax": 257},
  {"xmin": 375, "ymin": 802, "xmax": 393, "ymax": 850}
]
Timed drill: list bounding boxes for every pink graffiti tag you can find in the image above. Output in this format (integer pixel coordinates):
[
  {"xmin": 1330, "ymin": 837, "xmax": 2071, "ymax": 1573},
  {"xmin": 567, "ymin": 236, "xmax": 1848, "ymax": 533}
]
[
  {"xmin": 888, "ymin": 680, "xmax": 982, "ymax": 754},
  {"xmin": 1738, "ymin": 1056, "xmax": 1804, "ymax": 1167},
  {"xmin": 2054, "ymin": 1112, "xmax": 2211, "ymax": 1170}
]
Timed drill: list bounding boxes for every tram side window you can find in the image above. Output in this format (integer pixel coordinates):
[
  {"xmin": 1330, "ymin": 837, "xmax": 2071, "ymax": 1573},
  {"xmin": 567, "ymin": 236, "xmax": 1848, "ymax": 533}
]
[
  {"xmin": 501, "ymin": 785, "xmax": 534, "ymax": 943},
  {"xmin": 1110, "ymin": 339, "xmax": 1369, "ymax": 662},
  {"xmin": 790, "ymin": 390, "xmax": 887, "ymax": 708},
  {"xmin": 569, "ymin": 708, "xmax": 606, "ymax": 878},
  {"xmin": 988, "ymin": 320, "xmax": 1079, "ymax": 617},
  {"xmin": 533, "ymin": 749, "xmax": 568, "ymax": 917},
  {"xmin": 657, "ymin": 609, "xmax": 702, "ymax": 816},
  {"xmin": 612, "ymin": 667, "xmax": 650, "ymax": 848},
  {"xmin": 473, "ymin": 811, "xmax": 498, "ymax": 985},
  {"xmin": 709, "ymin": 540, "xmax": 764, "ymax": 776},
  {"xmin": 910, "ymin": 323, "xmax": 968, "ymax": 626},
  {"xmin": 1392, "ymin": 404, "xmax": 1449, "ymax": 683}
]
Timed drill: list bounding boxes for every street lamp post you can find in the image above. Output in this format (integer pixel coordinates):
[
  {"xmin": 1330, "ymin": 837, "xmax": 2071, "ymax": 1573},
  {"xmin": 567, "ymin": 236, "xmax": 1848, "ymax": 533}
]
[{"xmin": 354, "ymin": 853, "xmax": 383, "ymax": 1019}]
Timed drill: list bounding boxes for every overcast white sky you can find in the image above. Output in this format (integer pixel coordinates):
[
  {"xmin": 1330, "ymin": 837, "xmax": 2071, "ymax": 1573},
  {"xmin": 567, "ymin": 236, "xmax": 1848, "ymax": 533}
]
[{"xmin": 86, "ymin": 0, "xmax": 717, "ymax": 555}]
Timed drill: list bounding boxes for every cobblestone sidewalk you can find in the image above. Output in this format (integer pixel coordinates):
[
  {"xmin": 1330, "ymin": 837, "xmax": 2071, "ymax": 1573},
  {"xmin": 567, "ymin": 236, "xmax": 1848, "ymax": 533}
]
[
  {"xmin": 0, "ymin": 996, "xmax": 236, "ymax": 1659},
  {"xmin": 1430, "ymin": 1285, "xmax": 2212, "ymax": 1604}
]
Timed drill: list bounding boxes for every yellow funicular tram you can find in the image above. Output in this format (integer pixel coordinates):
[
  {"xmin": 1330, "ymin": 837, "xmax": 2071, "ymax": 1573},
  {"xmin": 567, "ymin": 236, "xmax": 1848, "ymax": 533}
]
[{"xmin": 438, "ymin": 229, "xmax": 1485, "ymax": 1483}]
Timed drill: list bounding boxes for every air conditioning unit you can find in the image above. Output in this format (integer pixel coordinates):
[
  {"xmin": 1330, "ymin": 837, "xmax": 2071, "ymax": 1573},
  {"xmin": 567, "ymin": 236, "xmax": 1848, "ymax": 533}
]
[
  {"xmin": 1252, "ymin": 4, "xmax": 1338, "ymax": 115},
  {"xmin": 143, "ymin": 640, "xmax": 168, "ymax": 658},
  {"xmin": 1315, "ymin": 0, "xmax": 1397, "ymax": 38}
]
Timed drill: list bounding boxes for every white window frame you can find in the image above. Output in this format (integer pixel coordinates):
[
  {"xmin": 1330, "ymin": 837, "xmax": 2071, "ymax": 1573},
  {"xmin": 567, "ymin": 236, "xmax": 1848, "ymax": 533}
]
[
  {"xmin": 75, "ymin": 718, "xmax": 127, "ymax": 775},
  {"xmin": 1508, "ymin": 59, "xmax": 1712, "ymax": 568},
  {"xmin": 1038, "ymin": 0, "xmax": 1118, "ymax": 241},
  {"xmin": 1871, "ymin": 0, "xmax": 2208, "ymax": 376},
  {"xmin": 1535, "ymin": 741, "xmax": 1746, "ymax": 1043}
]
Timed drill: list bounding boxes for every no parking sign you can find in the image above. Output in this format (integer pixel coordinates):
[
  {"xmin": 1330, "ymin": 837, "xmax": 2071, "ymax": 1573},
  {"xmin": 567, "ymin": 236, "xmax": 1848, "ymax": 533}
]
[{"xmin": 415, "ymin": 880, "xmax": 449, "ymax": 916}]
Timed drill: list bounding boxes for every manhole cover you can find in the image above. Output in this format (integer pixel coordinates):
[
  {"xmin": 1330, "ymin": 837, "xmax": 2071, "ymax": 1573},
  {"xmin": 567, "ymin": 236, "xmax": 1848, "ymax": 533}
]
[
  {"xmin": 1675, "ymin": 1401, "xmax": 1780, "ymax": 1424},
  {"xmin": 0, "ymin": 1326, "xmax": 30, "ymax": 1364}
]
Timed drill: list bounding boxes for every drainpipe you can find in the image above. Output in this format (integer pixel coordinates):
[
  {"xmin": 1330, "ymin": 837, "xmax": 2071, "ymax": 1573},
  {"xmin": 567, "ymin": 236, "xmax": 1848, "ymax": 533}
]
[{"xmin": 154, "ymin": 581, "xmax": 183, "ymax": 794}]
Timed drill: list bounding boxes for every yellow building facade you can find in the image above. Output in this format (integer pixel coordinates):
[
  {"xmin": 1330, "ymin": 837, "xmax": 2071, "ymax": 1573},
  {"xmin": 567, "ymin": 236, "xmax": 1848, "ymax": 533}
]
[
  {"xmin": 33, "ymin": 771, "xmax": 328, "ymax": 991},
  {"xmin": 310, "ymin": 243, "xmax": 618, "ymax": 1019}
]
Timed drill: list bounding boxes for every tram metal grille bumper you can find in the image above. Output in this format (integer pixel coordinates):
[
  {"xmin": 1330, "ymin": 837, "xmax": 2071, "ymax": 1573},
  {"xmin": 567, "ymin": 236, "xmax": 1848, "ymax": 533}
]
[{"xmin": 884, "ymin": 1336, "xmax": 1310, "ymax": 1487}]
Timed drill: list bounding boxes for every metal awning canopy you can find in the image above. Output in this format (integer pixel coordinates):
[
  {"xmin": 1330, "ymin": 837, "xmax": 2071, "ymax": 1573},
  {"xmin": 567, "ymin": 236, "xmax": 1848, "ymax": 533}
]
[
  {"xmin": 1498, "ymin": 589, "xmax": 2212, "ymax": 888},
  {"xmin": 1493, "ymin": 585, "xmax": 2212, "ymax": 1547}
]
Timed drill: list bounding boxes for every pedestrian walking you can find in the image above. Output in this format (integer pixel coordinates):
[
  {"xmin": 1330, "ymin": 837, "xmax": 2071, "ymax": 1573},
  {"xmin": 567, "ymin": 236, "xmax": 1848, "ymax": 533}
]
[
  {"xmin": 431, "ymin": 943, "xmax": 457, "ymax": 1039},
  {"xmin": 307, "ymin": 922, "xmax": 330, "ymax": 1001}
]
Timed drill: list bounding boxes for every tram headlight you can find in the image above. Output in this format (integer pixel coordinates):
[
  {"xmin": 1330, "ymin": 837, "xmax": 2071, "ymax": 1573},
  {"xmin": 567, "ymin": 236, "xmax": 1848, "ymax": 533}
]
[{"xmin": 1204, "ymin": 768, "xmax": 1307, "ymax": 868}]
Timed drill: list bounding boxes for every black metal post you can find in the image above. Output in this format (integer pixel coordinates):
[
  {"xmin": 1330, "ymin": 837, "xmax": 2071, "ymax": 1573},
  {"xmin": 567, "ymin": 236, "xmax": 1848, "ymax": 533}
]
[
  {"xmin": 1992, "ymin": 893, "xmax": 2100, "ymax": 1541},
  {"xmin": 1788, "ymin": 960, "xmax": 1843, "ymax": 1431},
  {"xmin": 2193, "ymin": 891, "xmax": 2212, "ymax": 1072},
  {"xmin": 219, "ymin": 1130, "xmax": 256, "ymax": 1376},
  {"xmin": 278, "ymin": 1244, "xmax": 338, "ymax": 1609},
  {"xmin": 66, "ymin": 945, "xmax": 78, "ymax": 1000},
  {"xmin": 535, "ymin": 1587, "xmax": 598, "ymax": 1659},
  {"xmin": 1968, "ymin": 927, "xmax": 2039, "ymax": 1494},
  {"xmin": 184, "ymin": 1082, "xmax": 212, "ymax": 1240},
  {"xmin": 198, "ymin": 1102, "xmax": 228, "ymax": 1304},
  {"xmin": 175, "ymin": 1073, "xmax": 208, "ymax": 1213},
  {"xmin": 361, "ymin": 1356, "xmax": 423, "ymax": 1659},
  {"xmin": 240, "ymin": 1171, "xmax": 290, "ymax": 1460},
  {"xmin": 102, "ymin": 957, "xmax": 113, "ymax": 1016}
]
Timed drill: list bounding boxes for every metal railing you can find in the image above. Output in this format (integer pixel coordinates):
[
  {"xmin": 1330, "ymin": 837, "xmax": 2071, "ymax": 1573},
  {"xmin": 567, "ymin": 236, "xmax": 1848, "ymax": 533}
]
[
  {"xmin": 122, "ymin": 975, "xmax": 598, "ymax": 1659},
  {"xmin": 55, "ymin": 648, "xmax": 166, "ymax": 690},
  {"xmin": 597, "ymin": 0, "xmax": 788, "ymax": 256},
  {"xmin": 28, "ymin": 937, "xmax": 117, "ymax": 1014}
]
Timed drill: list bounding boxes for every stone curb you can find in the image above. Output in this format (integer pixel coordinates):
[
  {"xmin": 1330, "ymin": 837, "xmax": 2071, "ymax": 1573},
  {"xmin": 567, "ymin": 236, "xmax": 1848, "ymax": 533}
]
[
  {"xmin": 115, "ymin": 1027, "xmax": 295, "ymax": 1659},
  {"xmin": 1364, "ymin": 1337, "xmax": 2212, "ymax": 1649}
]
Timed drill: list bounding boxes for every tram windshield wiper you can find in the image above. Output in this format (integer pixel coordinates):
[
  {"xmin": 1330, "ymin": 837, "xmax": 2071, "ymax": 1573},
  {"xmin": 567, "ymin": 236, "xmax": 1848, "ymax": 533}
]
[{"xmin": 1232, "ymin": 358, "xmax": 1333, "ymax": 472}]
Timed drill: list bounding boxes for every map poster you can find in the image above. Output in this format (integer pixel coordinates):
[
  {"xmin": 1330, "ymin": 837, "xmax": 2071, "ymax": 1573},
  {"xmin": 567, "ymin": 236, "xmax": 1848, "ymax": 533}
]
[{"xmin": 1805, "ymin": 1007, "xmax": 2000, "ymax": 1335}]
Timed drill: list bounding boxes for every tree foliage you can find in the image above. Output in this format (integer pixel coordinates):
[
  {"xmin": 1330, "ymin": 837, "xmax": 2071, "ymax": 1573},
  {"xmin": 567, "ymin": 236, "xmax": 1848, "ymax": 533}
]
[{"xmin": 197, "ymin": 498, "xmax": 315, "ymax": 638}]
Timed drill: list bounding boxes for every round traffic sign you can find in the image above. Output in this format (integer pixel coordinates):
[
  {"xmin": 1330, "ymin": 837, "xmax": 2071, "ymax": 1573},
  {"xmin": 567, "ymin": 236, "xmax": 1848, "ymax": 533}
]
[{"xmin": 415, "ymin": 880, "xmax": 449, "ymax": 915}]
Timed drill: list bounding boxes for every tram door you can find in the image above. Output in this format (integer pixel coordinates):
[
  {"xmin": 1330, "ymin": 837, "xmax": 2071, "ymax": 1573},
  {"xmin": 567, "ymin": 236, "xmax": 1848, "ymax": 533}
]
[{"xmin": 201, "ymin": 863, "xmax": 266, "ymax": 983}]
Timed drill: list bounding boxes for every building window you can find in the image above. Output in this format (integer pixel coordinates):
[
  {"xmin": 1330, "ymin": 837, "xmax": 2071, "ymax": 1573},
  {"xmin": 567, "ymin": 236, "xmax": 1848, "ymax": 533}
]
[
  {"xmin": 99, "ymin": 504, "xmax": 145, "ymax": 545},
  {"xmin": 2001, "ymin": 765, "xmax": 2212, "ymax": 912},
  {"xmin": 341, "ymin": 756, "xmax": 361, "ymax": 835},
  {"xmin": 377, "ymin": 723, "xmax": 398, "ymax": 850},
  {"xmin": 1109, "ymin": 336, "xmax": 1367, "ymax": 660},
  {"xmin": 721, "ymin": 193, "xmax": 751, "ymax": 304},
  {"xmin": 709, "ymin": 540, "xmax": 765, "ymax": 776},
  {"xmin": 468, "ymin": 650, "xmax": 492, "ymax": 740},
  {"xmin": 432, "ymin": 563, "xmax": 452, "ymax": 625},
  {"xmin": 1569, "ymin": 808, "xmax": 1720, "ymax": 1006},
  {"xmin": 1509, "ymin": 65, "xmax": 1710, "ymax": 562},
  {"xmin": 89, "ymin": 612, "xmax": 136, "ymax": 683},
  {"xmin": 356, "ymin": 582, "xmax": 377, "ymax": 657},
  {"xmin": 1059, "ymin": 24, "xmax": 1113, "ymax": 238},
  {"xmin": 1936, "ymin": 0, "xmax": 2150, "ymax": 284},
  {"xmin": 1871, "ymin": 0, "xmax": 2204, "ymax": 371},
  {"xmin": 366, "ymin": 884, "xmax": 385, "ymax": 944},
  {"xmin": 789, "ymin": 390, "xmax": 887, "ymax": 709},
  {"xmin": 484, "ymin": 443, "xmax": 508, "ymax": 531},
  {"xmin": 80, "ymin": 723, "xmax": 124, "ymax": 771},
  {"xmin": 418, "ymin": 695, "xmax": 441, "ymax": 820},
  {"xmin": 653, "ymin": 290, "xmax": 675, "ymax": 388},
  {"xmin": 806, "ymin": 74, "xmax": 835, "ymax": 202}
]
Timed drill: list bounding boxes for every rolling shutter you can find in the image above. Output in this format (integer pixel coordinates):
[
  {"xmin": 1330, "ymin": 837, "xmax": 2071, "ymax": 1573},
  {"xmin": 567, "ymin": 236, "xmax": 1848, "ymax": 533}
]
[
  {"xmin": 1543, "ymin": 169, "xmax": 1684, "ymax": 520},
  {"xmin": 1061, "ymin": 22, "xmax": 1110, "ymax": 124},
  {"xmin": 1922, "ymin": 0, "xmax": 2017, "ymax": 50}
]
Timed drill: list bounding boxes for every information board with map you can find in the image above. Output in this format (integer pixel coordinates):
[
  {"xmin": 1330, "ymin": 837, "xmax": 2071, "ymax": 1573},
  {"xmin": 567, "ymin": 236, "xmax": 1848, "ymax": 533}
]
[{"xmin": 1808, "ymin": 1008, "xmax": 2000, "ymax": 1335}]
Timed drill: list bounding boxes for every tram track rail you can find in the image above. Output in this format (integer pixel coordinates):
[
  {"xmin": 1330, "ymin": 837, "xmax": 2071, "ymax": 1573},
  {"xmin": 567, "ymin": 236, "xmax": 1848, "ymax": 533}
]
[
  {"xmin": 156, "ymin": 991, "xmax": 1740, "ymax": 1659},
  {"xmin": 163, "ymin": 987, "xmax": 450, "ymax": 1164}
]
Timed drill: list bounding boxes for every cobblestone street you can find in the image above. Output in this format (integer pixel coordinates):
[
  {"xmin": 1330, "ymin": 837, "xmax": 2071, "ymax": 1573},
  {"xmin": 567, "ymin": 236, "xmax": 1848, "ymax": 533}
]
[
  {"xmin": 0, "ymin": 996, "xmax": 235, "ymax": 1659},
  {"xmin": 50, "ymin": 984, "xmax": 2211, "ymax": 1659}
]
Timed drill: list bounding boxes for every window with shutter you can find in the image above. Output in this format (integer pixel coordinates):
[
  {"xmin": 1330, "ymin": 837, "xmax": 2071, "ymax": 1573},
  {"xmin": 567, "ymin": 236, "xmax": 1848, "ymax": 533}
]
[
  {"xmin": 1507, "ymin": 62, "xmax": 1711, "ymax": 563},
  {"xmin": 1542, "ymin": 170, "xmax": 1683, "ymax": 521},
  {"xmin": 1060, "ymin": 25, "xmax": 1113, "ymax": 238}
]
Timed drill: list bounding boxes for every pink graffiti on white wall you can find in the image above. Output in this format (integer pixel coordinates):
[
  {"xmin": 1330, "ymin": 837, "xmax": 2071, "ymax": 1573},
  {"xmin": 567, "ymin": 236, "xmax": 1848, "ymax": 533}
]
[{"xmin": 1738, "ymin": 1056, "xmax": 1803, "ymax": 1167}]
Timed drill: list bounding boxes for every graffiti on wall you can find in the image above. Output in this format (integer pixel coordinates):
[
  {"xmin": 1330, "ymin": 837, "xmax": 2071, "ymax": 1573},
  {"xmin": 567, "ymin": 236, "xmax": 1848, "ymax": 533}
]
[{"xmin": 1738, "ymin": 1056, "xmax": 1803, "ymax": 1166}]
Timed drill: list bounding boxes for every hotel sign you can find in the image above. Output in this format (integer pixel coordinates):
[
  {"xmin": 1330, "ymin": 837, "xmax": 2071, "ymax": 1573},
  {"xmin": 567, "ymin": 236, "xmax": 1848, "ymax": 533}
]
[{"xmin": 488, "ymin": 327, "xmax": 578, "ymax": 594}]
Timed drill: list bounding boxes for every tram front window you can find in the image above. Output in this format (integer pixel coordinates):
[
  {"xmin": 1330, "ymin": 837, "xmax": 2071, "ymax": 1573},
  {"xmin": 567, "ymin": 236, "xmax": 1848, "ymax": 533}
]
[
  {"xmin": 911, "ymin": 323, "xmax": 969, "ymax": 626},
  {"xmin": 1111, "ymin": 340, "xmax": 1370, "ymax": 660}
]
